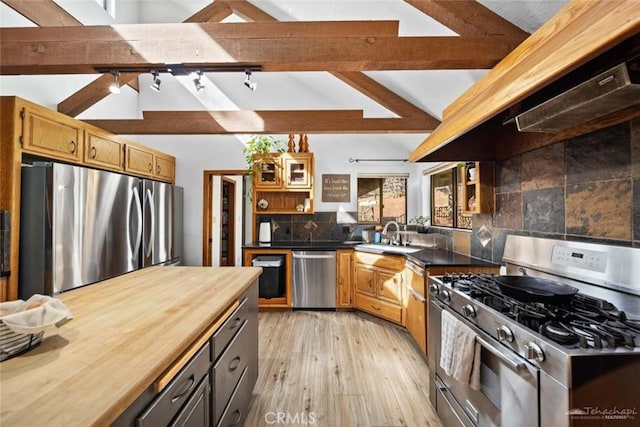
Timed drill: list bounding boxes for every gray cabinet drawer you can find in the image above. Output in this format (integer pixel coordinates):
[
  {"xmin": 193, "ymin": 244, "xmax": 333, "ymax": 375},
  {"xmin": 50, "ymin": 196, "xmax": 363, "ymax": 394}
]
[
  {"xmin": 170, "ymin": 375, "xmax": 210, "ymax": 427},
  {"xmin": 213, "ymin": 321, "xmax": 251, "ymax": 425},
  {"xmin": 216, "ymin": 367, "xmax": 252, "ymax": 427},
  {"xmin": 212, "ymin": 297, "xmax": 248, "ymax": 361},
  {"xmin": 137, "ymin": 342, "xmax": 211, "ymax": 427}
]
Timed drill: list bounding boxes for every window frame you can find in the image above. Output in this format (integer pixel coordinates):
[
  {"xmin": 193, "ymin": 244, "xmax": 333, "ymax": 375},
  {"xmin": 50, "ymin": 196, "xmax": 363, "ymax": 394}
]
[{"xmin": 356, "ymin": 175, "xmax": 408, "ymax": 225}]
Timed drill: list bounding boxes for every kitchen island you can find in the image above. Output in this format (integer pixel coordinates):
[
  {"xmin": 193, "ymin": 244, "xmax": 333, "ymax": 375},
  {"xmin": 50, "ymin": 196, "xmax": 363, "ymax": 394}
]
[{"xmin": 0, "ymin": 266, "xmax": 261, "ymax": 427}]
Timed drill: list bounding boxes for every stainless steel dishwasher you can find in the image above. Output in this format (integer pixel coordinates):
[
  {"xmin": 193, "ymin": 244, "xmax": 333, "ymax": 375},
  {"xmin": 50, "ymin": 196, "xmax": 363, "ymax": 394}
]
[{"xmin": 292, "ymin": 250, "xmax": 336, "ymax": 309}]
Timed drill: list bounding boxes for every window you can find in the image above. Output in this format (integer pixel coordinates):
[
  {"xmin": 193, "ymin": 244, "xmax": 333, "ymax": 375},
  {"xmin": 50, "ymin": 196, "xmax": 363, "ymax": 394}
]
[
  {"xmin": 430, "ymin": 166, "xmax": 471, "ymax": 229},
  {"xmin": 357, "ymin": 176, "xmax": 407, "ymax": 224}
]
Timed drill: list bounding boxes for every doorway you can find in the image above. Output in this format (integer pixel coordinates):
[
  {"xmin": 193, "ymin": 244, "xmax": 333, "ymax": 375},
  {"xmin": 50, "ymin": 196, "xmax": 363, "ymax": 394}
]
[{"xmin": 202, "ymin": 170, "xmax": 248, "ymax": 267}]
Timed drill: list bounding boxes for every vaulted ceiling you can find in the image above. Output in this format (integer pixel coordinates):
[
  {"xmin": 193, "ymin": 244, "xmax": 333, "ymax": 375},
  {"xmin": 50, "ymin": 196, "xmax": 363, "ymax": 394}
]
[{"xmin": 0, "ymin": 0, "xmax": 568, "ymax": 136}]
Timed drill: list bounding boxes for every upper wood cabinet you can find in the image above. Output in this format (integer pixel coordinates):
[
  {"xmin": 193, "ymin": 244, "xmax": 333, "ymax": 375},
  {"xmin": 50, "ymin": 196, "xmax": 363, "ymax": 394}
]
[
  {"xmin": 84, "ymin": 128, "xmax": 124, "ymax": 172},
  {"xmin": 461, "ymin": 161, "xmax": 494, "ymax": 214},
  {"xmin": 125, "ymin": 144, "xmax": 155, "ymax": 177},
  {"xmin": 282, "ymin": 153, "xmax": 313, "ymax": 189},
  {"xmin": 253, "ymin": 155, "xmax": 282, "ymax": 190},
  {"xmin": 21, "ymin": 106, "xmax": 83, "ymax": 163},
  {"xmin": 252, "ymin": 152, "xmax": 314, "ymax": 223},
  {"xmin": 154, "ymin": 152, "xmax": 176, "ymax": 183}
]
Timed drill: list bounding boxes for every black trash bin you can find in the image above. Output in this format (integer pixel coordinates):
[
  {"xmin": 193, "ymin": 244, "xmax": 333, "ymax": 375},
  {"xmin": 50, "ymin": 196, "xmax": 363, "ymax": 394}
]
[{"xmin": 252, "ymin": 255, "xmax": 285, "ymax": 299}]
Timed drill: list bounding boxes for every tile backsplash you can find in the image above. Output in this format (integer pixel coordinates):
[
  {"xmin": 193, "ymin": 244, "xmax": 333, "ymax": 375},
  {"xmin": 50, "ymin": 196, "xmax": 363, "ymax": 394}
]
[{"xmin": 429, "ymin": 118, "xmax": 640, "ymax": 265}]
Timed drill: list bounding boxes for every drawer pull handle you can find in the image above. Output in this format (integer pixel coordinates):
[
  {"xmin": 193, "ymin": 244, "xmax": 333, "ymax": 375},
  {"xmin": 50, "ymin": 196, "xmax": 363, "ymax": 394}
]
[
  {"xmin": 371, "ymin": 305, "xmax": 381, "ymax": 311},
  {"xmin": 228, "ymin": 356, "xmax": 241, "ymax": 372},
  {"xmin": 231, "ymin": 409, "xmax": 242, "ymax": 426},
  {"xmin": 157, "ymin": 164, "xmax": 161, "ymax": 174},
  {"xmin": 170, "ymin": 374, "xmax": 196, "ymax": 403},
  {"xmin": 230, "ymin": 317, "xmax": 242, "ymax": 330},
  {"xmin": 69, "ymin": 140, "xmax": 76, "ymax": 154},
  {"xmin": 148, "ymin": 162, "xmax": 153, "ymax": 172},
  {"xmin": 90, "ymin": 147, "xmax": 97, "ymax": 158}
]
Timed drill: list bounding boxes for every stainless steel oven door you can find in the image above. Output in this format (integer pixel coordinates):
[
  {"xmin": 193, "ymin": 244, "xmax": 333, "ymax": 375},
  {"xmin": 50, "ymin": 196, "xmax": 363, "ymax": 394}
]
[{"xmin": 430, "ymin": 299, "xmax": 540, "ymax": 427}]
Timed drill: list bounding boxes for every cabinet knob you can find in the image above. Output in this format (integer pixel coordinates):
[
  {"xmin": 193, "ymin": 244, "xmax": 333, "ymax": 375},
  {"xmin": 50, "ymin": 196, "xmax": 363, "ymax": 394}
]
[
  {"xmin": 148, "ymin": 162, "xmax": 153, "ymax": 172},
  {"xmin": 90, "ymin": 147, "xmax": 97, "ymax": 158},
  {"xmin": 69, "ymin": 140, "xmax": 76, "ymax": 154},
  {"xmin": 157, "ymin": 164, "xmax": 161, "ymax": 174}
]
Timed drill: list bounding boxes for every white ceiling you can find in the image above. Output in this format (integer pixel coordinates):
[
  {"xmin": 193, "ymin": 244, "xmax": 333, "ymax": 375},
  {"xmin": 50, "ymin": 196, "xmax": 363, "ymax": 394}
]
[{"xmin": 0, "ymin": 0, "xmax": 569, "ymax": 141}]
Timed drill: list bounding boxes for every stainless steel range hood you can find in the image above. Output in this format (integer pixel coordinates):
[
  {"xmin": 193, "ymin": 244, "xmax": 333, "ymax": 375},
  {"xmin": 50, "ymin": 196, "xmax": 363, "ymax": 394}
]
[{"xmin": 515, "ymin": 62, "xmax": 640, "ymax": 133}]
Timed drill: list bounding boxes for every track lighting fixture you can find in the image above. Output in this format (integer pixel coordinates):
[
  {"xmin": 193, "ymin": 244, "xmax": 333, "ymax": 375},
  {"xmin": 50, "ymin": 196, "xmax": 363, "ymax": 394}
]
[
  {"xmin": 192, "ymin": 71, "xmax": 205, "ymax": 91},
  {"xmin": 150, "ymin": 71, "xmax": 161, "ymax": 92},
  {"xmin": 109, "ymin": 71, "xmax": 121, "ymax": 94},
  {"xmin": 243, "ymin": 69, "xmax": 257, "ymax": 91}
]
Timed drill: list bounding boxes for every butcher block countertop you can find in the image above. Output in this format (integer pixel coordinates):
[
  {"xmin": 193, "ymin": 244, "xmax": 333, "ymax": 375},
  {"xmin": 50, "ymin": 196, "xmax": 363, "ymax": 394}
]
[{"xmin": 0, "ymin": 266, "xmax": 262, "ymax": 427}]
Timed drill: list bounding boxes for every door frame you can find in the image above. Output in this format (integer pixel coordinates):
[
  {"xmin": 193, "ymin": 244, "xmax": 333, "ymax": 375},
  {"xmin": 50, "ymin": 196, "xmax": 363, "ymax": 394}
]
[{"xmin": 202, "ymin": 169, "xmax": 248, "ymax": 266}]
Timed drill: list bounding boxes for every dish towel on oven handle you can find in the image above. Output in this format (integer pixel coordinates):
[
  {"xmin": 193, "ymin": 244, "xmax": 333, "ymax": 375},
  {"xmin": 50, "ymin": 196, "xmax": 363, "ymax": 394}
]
[
  {"xmin": 440, "ymin": 310, "xmax": 482, "ymax": 390},
  {"xmin": 439, "ymin": 310, "xmax": 457, "ymax": 376}
]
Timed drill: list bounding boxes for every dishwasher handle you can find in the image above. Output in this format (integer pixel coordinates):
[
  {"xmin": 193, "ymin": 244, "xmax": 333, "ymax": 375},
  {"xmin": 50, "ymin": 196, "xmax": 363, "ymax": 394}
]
[{"xmin": 292, "ymin": 252, "xmax": 336, "ymax": 259}]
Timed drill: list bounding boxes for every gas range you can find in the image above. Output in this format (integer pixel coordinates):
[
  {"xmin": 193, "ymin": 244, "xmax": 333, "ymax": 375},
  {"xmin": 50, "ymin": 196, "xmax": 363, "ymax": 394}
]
[{"xmin": 427, "ymin": 236, "xmax": 640, "ymax": 427}]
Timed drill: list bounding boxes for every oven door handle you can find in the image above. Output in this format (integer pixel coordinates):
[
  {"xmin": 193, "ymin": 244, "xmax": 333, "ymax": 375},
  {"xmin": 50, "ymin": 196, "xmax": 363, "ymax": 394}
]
[{"xmin": 476, "ymin": 335, "xmax": 528, "ymax": 372}]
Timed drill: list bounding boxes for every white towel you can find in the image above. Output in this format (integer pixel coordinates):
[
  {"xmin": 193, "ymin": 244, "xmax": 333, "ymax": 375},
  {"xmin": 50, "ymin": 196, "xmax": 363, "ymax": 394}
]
[
  {"xmin": 439, "ymin": 310, "xmax": 457, "ymax": 376},
  {"xmin": 440, "ymin": 309, "xmax": 481, "ymax": 390},
  {"xmin": 451, "ymin": 320, "xmax": 478, "ymax": 387}
]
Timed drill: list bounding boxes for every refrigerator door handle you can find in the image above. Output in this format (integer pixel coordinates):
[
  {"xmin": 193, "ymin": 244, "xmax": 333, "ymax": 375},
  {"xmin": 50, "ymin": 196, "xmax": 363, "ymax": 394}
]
[
  {"xmin": 131, "ymin": 186, "xmax": 143, "ymax": 258},
  {"xmin": 145, "ymin": 188, "xmax": 155, "ymax": 258}
]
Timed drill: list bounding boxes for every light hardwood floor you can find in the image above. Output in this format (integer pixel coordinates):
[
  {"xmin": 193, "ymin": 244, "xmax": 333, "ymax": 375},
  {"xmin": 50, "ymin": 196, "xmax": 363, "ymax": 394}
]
[{"xmin": 245, "ymin": 311, "xmax": 443, "ymax": 427}]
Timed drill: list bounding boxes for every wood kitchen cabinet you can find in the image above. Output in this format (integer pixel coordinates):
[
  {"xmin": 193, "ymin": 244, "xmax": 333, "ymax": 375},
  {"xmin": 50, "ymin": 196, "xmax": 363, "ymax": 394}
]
[
  {"xmin": 21, "ymin": 104, "xmax": 84, "ymax": 163},
  {"xmin": 282, "ymin": 153, "xmax": 313, "ymax": 189},
  {"xmin": 354, "ymin": 251, "xmax": 404, "ymax": 325},
  {"xmin": 243, "ymin": 248, "xmax": 291, "ymax": 308},
  {"xmin": 461, "ymin": 161, "xmax": 495, "ymax": 214},
  {"xmin": 336, "ymin": 249, "xmax": 354, "ymax": 308},
  {"xmin": 154, "ymin": 151, "xmax": 175, "ymax": 183},
  {"xmin": 84, "ymin": 127, "xmax": 125, "ymax": 172},
  {"xmin": 125, "ymin": 143, "xmax": 155, "ymax": 177}
]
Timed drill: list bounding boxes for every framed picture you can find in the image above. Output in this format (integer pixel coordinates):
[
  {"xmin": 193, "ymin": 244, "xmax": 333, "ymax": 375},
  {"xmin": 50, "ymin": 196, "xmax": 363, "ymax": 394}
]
[{"xmin": 431, "ymin": 168, "xmax": 456, "ymax": 227}]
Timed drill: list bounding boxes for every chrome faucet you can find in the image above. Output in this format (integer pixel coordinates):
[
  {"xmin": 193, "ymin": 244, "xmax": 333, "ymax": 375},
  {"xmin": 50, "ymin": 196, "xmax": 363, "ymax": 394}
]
[{"xmin": 382, "ymin": 221, "xmax": 400, "ymax": 245}]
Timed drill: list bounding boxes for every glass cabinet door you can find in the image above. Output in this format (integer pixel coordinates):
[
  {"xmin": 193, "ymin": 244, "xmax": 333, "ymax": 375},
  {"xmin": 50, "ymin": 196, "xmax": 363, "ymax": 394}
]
[
  {"xmin": 283, "ymin": 155, "xmax": 312, "ymax": 189},
  {"xmin": 254, "ymin": 157, "xmax": 281, "ymax": 189}
]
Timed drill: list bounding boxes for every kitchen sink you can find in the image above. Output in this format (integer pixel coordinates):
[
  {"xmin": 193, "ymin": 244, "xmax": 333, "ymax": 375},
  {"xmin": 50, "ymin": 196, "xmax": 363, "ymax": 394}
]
[{"xmin": 355, "ymin": 243, "xmax": 422, "ymax": 254}]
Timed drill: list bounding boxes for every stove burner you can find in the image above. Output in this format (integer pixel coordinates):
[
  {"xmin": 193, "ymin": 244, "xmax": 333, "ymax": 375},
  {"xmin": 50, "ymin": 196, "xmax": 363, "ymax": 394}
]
[
  {"xmin": 441, "ymin": 273, "xmax": 639, "ymax": 350},
  {"xmin": 540, "ymin": 322, "xmax": 580, "ymax": 345}
]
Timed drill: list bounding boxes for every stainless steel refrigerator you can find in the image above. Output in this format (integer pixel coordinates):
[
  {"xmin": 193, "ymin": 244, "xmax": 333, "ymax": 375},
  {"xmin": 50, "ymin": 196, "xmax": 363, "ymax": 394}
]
[
  {"xmin": 141, "ymin": 180, "xmax": 183, "ymax": 267},
  {"xmin": 19, "ymin": 162, "xmax": 183, "ymax": 298}
]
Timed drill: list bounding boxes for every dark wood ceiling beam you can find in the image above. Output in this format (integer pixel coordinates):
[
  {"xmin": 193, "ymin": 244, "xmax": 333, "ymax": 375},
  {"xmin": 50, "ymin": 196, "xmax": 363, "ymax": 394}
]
[
  {"xmin": 404, "ymin": 0, "xmax": 529, "ymax": 39},
  {"xmin": 331, "ymin": 71, "xmax": 439, "ymax": 125},
  {"xmin": 225, "ymin": 0, "xmax": 439, "ymax": 126},
  {"xmin": 56, "ymin": 0, "xmax": 235, "ymax": 117},
  {"xmin": 0, "ymin": 0, "xmax": 81, "ymax": 26},
  {"xmin": 83, "ymin": 110, "xmax": 436, "ymax": 134},
  {"xmin": 0, "ymin": 27, "xmax": 517, "ymax": 74},
  {"xmin": 56, "ymin": 73, "xmax": 139, "ymax": 117},
  {"xmin": 185, "ymin": 1, "xmax": 233, "ymax": 23}
]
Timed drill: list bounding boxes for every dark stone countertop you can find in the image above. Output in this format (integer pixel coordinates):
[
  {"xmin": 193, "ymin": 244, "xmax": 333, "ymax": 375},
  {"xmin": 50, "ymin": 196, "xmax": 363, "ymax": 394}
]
[
  {"xmin": 406, "ymin": 248, "xmax": 499, "ymax": 269},
  {"xmin": 243, "ymin": 241, "xmax": 499, "ymax": 269}
]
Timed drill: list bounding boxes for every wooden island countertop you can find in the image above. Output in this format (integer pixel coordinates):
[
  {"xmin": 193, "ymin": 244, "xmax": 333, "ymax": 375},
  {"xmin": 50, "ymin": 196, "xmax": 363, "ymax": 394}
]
[{"xmin": 0, "ymin": 266, "xmax": 261, "ymax": 427}]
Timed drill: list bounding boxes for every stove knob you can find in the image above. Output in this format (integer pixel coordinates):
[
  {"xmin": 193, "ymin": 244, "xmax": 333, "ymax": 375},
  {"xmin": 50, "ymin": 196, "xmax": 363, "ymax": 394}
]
[
  {"xmin": 524, "ymin": 342, "xmax": 545, "ymax": 363},
  {"xmin": 428, "ymin": 284, "xmax": 439, "ymax": 297},
  {"xmin": 440, "ymin": 289, "xmax": 451, "ymax": 302},
  {"xmin": 462, "ymin": 304, "xmax": 476, "ymax": 318},
  {"xmin": 496, "ymin": 325, "xmax": 514, "ymax": 342}
]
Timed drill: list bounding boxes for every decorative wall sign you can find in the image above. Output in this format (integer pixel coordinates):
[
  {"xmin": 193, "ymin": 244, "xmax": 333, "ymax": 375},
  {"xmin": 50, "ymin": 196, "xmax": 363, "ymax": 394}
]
[{"xmin": 322, "ymin": 174, "xmax": 350, "ymax": 202}]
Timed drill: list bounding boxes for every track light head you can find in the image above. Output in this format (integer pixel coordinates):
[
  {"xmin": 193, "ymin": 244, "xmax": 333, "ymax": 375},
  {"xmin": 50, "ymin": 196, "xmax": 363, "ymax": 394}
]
[
  {"xmin": 192, "ymin": 71, "xmax": 205, "ymax": 91},
  {"xmin": 109, "ymin": 71, "xmax": 121, "ymax": 94},
  {"xmin": 243, "ymin": 69, "xmax": 257, "ymax": 91},
  {"xmin": 150, "ymin": 71, "xmax": 161, "ymax": 92}
]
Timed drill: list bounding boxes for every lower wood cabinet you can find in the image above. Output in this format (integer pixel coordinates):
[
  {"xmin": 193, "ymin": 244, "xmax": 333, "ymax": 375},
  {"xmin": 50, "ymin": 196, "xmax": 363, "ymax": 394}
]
[
  {"xmin": 113, "ymin": 281, "xmax": 258, "ymax": 427},
  {"xmin": 336, "ymin": 249, "xmax": 353, "ymax": 308},
  {"xmin": 354, "ymin": 252, "xmax": 405, "ymax": 325}
]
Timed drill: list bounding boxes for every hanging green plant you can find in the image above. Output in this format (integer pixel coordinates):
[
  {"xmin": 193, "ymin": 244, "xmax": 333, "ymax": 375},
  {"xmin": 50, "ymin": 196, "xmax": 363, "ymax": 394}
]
[{"xmin": 242, "ymin": 135, "xmax": 285, "ymax": 175}]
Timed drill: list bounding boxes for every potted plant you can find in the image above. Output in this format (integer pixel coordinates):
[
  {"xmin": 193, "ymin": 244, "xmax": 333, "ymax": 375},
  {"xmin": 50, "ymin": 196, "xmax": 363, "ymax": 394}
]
[
  {"xmin": 409, "ymin": 216, "xmax": 430, "ymax": 233},
  {"xmin": 242, "ymin": 135, "xmax": 285, "ymax": 175}
]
